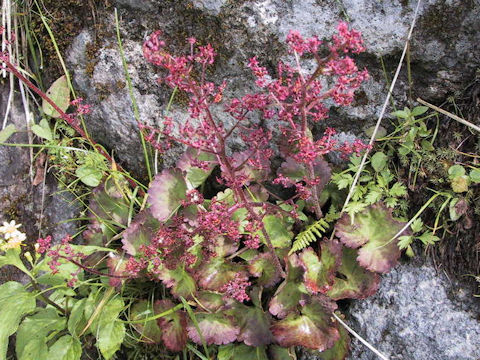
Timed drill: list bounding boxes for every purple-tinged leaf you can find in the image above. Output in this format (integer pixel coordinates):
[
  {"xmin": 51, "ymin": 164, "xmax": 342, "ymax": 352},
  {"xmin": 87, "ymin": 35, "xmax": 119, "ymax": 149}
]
[
  {"xmin": 269, "ymin": 255, "xmax": 305, "ymax": 318},
  {"xmin": 327, "ymin": 247, "xmax": 380, "ymax": 300},
  {"xmin": 157, "ymin": 265, "xmax": 197, "ymax": 299},
  {"xmin": 196, "ymin": 257, "xmax": 243, "ymax": 291},
  {"xmin": 335, "ymin": 203, "xmax": 406, "ymax": 273},
  {"xmin": 229, "ymin": 302, "xmax": 274, "ymax": 346},
  {"xmin": 270, "ymin": 299, "xmax": 339, "ymax": 351},
  {"xmin": 148, "ymin": 168, "xmax": 187, "ymax": 222},
  {"xmin": 317, "ymin": 319, "xmax": 350, "ymax": 360},
  {"xmin": 121, "ymin": 209, "xmax": 160, "ymax": 256},
  {"xmin": 249, "ymin": 252, "xmax": 282, "ymax": 288},
  {"xmin": 278, "ymin": 157, "xmax": 307, "ymax": 182},
  {"xmin": 207, "ymin": 236, "xmax": 239, "ymax": 258},
  {"xmin": 89, "ymin": 177, "xmax": 130, "ymax": 226},
  {"xmin": 177, "ymin": 147, "xmax": 218, "ymax": 188},
  {"xmin": 187, "ymin": 312, "xmax": 239, "ymax": 345},
  {"xmin": 299, "ymin": 240, "xmax": 341, "ymax": 294},
  {"xmin": 155, "ymin": 299, "xmax": 187, "ymax": 352},
  {"xmin": 130, "ymin": 300, "xmax": 162, "ymax": 344},
  {"xmin": 231, "ymin": 150, "xmax": 270, "ymax": 184},
  {"xmin": 195, "ymin": 291, "xmax": 225, "ymax": 312}
]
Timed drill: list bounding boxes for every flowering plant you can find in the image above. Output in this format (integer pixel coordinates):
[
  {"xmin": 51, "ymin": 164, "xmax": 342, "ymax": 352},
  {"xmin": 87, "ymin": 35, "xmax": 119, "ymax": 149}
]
[{"xmin": 0, "ymin": 22, "xmax": 409, "ymax": 360}]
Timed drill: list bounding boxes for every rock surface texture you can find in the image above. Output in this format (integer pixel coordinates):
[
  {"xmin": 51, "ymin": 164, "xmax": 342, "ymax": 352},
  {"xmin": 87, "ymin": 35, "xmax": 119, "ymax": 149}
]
[{"xmin": 66, "ymin": 0, "xmax": 479, "ymax": 173}]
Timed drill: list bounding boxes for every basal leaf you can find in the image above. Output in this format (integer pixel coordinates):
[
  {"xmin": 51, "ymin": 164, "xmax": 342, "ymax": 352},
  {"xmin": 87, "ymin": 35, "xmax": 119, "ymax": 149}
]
[
  {"xmin": 278, "ymin": 157, "xmax": 307, "ymax": 181},
  {"xmin": 316, "ymin": 319, "xmax": 350, "ymax": 360},
  {"xmin": 122, "ymin": 209, "xmax": 160, "ymax": 255},
  {"xmin": 230, "ymin": 303, "xmax": 274, "ymax": 346},
  {"xmin": 97, "ymin": 321, "xmax": 125, "ymax": 360},
  {"xmin": 0, "ymin": 282, "xmax": 36, "ymax": 360},
  {"xmin": 299, "ymin": 240, "xmax": 342, "ymax": 294},
  {"xmin": 89, "ymin": 178, "xmax": 130, "ymax": 228},
  {"xmin": 16, "ymin": 308, "xmax": 66, "ymax": 360},
  {"xmin": 148, "ymin": 168, "xmax": 187, "ymax": 221},
  {"xmin": 158, "ymin": 265, "xmax": 197, "ymax": 299},
  {"xmin": 42, "ymin": 75, "xmax": 70, "ymax": 118},
  {"xmin": 248, "ymin": 252, "xmax": 282, "ymax": 288},
  {"xmin": 187, "ymin": 312, "xmax": 239, "ymax": 345},
  {"xmin": 269, "ymin": 255, "xmax": 305, "ymax": 318},
  {"xmin": 370, "ymin": 152, "xmax": 388, "ymax": 172},
  {"xmin": 196, "ymin": 257, "xmax": 241, "ymax": 292},
  {"xmin": 195, "ymin": 291, "xmax": 225, "ymax": 312},
  {"xmin": 327, "ymin": 247, "xmax": 380, "ymax": 300},
  {"xmin": 155, "ymin": 299, "xmax": 188, "ymax": 352},
  {"xmin": 261, "ymin": 215, "xmax": 294, "ymax": 249},
  {"xmin": 336, "ymin": 203, "xmax": 406, "ymax": 273},
  {"xmin": 130, "ymin": 300, "xmax": 162, "ymax": 344},
  {"xmin": 270, "ymin": 299, "xmax": 339, "ymax": 350},
  {"xmin": 177, "ymin": 147, "xmax": 218, "ymax": 187}
]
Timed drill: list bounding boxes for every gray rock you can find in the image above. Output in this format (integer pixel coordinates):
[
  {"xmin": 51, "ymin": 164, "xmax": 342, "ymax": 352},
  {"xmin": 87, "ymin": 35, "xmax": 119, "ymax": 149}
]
[
  {"xmin": 66, "ymin": 0, "xmax": 479, "ymax": 176},
  {"xmin": 344, "ymin": 262, "xmax": 480, "ymax": 360}
]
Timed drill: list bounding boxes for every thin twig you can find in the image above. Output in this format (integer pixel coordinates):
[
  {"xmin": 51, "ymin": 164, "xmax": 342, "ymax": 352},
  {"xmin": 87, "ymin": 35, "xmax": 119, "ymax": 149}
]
[
  {"xmin": 417, "ymin": 97, "xmax": 480, "ymax": 133},
  {"xmin": 333, "ymin": 313, "xmax": 389, "ymax": 360}
]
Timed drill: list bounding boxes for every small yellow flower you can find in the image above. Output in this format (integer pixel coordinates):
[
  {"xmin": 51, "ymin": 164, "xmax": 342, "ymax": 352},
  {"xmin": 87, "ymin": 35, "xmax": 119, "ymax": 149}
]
[{"xmin": 0, "ymin": 220, "xmax": 22, "ymax": 239}]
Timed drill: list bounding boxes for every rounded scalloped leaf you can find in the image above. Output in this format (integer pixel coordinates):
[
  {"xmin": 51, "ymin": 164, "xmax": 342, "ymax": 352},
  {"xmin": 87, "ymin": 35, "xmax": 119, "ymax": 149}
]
[
  {"xmin": 196, "ymin": 257, "xmax": 243, "ymax": 291},
  {"xmin": 270, "ymin": 299, "xmax": 340, "ymax": 351},
  {"xmin": 335, "ymin": 203, "xmax": 406, "ymax": 273},
  {"xmin": 122, "ymin": 209, "xmax": 160, "ymax": 256},
  {"xmin": 248, "ymin": 252, "xmax": 282, "ymax": 288},
  {"xmin": 268, "ymin": 255, "xmax": 305, "ymax": 318},
  {"xmin": 157, "ymin": 265, "xmax": 197, "ymax": 299},
  {"xmin": 187, "ymin": 312, "xmax": 239, "ymax": 345},
  {"xmin": 230, "ymin": 303, "xmax": 274, "ymax": 347},
  {"xmin": 278, "ymin": 157, "xmax": 307, "ymax": 181},
  {"xmin": 316, "ymin": 321, "xmax": 350, "ymax": 360},
  {"xmin": 148, "ymin": 169, "xmax": 187, "ymax": 222},
  {"xmin": 177, "ymin": 147, "xmax": 218, "ymax": 188},
  {"xmin": 155, "ymin": 299, "xmax": 188, "ymax": 352},
  {"xmin": 327, "ymin": 247, "xmax": 380, "ymax": 300},
  {"xmin": 299, "ymin": 240, "xmax": 342, "ymax": 294}
]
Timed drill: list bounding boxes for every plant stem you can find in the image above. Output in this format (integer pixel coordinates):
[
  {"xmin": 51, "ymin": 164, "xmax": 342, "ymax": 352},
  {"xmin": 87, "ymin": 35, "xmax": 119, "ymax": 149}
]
[{"xmin": 31, "ymin": 280, "xmax": 67, "ymax": 315}]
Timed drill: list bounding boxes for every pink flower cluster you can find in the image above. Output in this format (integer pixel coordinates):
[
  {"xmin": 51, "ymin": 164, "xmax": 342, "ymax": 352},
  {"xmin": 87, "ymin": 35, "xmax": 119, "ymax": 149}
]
[{"xmin": 220, "ymin": 273, "xmax": 251, "ymax": 303}]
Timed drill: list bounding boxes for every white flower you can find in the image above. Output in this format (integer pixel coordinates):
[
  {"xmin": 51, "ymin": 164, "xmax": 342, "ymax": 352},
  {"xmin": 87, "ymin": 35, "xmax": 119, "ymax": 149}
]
[{"xmin": 0, "ymin": 220, "xmax": 22, "ymax": 239}]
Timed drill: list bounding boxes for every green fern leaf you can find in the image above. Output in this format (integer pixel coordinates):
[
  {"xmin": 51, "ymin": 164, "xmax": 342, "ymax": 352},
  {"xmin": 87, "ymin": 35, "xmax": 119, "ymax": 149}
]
[{"xmin": 289, "ymin": 218, "xmax": 330, "ymax": 255}]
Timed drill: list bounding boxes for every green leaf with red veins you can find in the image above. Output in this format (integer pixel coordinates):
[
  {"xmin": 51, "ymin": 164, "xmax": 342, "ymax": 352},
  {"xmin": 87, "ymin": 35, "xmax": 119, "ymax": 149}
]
[
  {"xmin": 130, "ymin": 300, "xmax": 162, "ymax": 344},
  {"xmin": 317, "ymin": 320, "xmax": 350, "ymax": 360},
  {"xmin": 148, "ymin": 168, "xmax": 187, "ymax": 222},
  {"xmin": 218, "ymin": 344, "xmax": 268, "ymax": 360},
  {"xmin": 229, "ymin": 302, "xmax": 274, "ymax": 346},
  {"xmin": 270, "ymin": 299, "xmax": 339, "ymax": 351},
  {"xmin": 249, "ymin": 252, "xmax": 282, "ymax": 288},
  {"xmin": 299, "ymin": 240, "xmax": 341, "ymax": 294},
  {"xmin": 187, "ymin": 312, "xmax": 239, "ymax": 345},
  {"xmin": 177, "ymin": 147, "xmax": 218, "ymax": 188},
  {"xmin": 155, "ymin": 299, "xmax": 188, "ymax": 352},
  {"xmin": 269, "ymin": 255, "xmax": 306, "ymax": 318},
  {"xmin": 122, "ymin": 209, "xmax": 160, "ymax": 256},
  {"xmin": 260, "ymin": 215, "xmax": 294, "ymax": 249},
  {"xmin": 327, "ymin": 247, "xmax": 380, "ymax": 300},
  {"xmin": 335, "ymin": 203, "xmax": 406, "ymax": 273},
  {"xmin": 157, "ymin": 265, "xmax": 197, "ymax": 299},
  {"xmin": 196, "ymin": 257, "xmax": 242, "ymax": 291},
  {"xmin": 195, "ymin": 291, "xmax": 225, "ymax": 312}
]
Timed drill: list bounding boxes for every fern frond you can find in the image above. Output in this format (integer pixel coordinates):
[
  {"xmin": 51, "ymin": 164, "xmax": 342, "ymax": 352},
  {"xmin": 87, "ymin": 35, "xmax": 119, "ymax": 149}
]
[{"xmin": 289, "ymin": 218, "xmax": 330, "ymax": 255}]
